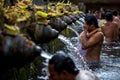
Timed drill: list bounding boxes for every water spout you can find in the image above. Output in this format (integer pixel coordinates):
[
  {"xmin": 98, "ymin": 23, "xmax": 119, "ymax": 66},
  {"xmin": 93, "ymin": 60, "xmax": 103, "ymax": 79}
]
[
  {"xmin": 67, "ymin": 22, "xmax": 84, "ymax": 37},
  {"xmin": 41, "ymin": 51, "xmax": 52, "ymax": 59},
  {"xmin": 67, "ymin": 26, "xmax": 80, "ymax": 37}
]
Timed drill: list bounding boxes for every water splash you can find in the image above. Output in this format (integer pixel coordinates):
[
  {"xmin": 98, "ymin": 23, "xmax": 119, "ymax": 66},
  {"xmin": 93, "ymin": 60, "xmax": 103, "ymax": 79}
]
[
  {"xmin": 67, "ymin": 23, "xmax": 81, "ymax": 36},
  {"xmin": 68, "ymin": 22, "xmax": 83, "ymax": 37},
  {"xmin": 79, "ymin": 17, "xmax": 84, "ymax": 23},
  {"xmin": 75, "ymin": 20, "xmax": 84, "ymax": 28},
  {"xmin": 67, "ymin": 26, "xmax": 80, "ymax": 37},
  {"xmin": 41, "ymin": 51, "xmax": 52, "ymax": 59},
  {"xmin": 58, "ymin": 34, "xmax": 89, "ymax": 70}
]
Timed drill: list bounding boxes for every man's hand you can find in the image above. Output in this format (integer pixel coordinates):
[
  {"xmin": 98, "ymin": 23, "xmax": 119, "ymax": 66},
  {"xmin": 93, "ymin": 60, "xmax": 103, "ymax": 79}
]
[{"xmin": 80, "ymin": 31, "xmax": 88, "ymax": 49}]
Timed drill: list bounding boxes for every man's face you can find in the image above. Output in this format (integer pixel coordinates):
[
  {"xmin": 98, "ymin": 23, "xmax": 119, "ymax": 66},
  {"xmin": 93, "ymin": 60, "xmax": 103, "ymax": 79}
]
[
  {"xmin": 94, "ymin": 11, "xmax": 99, "ymax": 18},
  {"xmin": 48, "ymin": 64, "xmax": 66, "ymax": 80},
  {"xmin": 84, "ymin": 22, "xmax": 94, "ymax": 32},
  {"xmin": 83, "ymin": 22, "xmax": 88, "ymax": 30},
  {"xmin": 48, "ymin": 64, "xmax": 59, "ymax": 80},
  {"xmin": 48, "ymin": 64, "xmax": 75, "ymax": 80}
]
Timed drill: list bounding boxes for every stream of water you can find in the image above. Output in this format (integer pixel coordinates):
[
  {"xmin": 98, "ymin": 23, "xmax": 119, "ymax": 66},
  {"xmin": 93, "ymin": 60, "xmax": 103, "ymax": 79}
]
[{"xmin": 58, "ymin": 34, "xmax": 89, "ymax": 70}]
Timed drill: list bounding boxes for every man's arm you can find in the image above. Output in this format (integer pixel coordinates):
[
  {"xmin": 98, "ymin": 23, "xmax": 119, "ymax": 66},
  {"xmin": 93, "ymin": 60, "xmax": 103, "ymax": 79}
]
[
  {"xmin": 81, "ymin": 32, "xmax": 103, "ymax": 49},
  {"xmin": 87, "ymin": 28, "xmax": 102, "ymax": 38},
  {"xmin": 87, "ymin": 29, "xmax": 98, "ymax": 38},
  {"xmin": 80, "ymin": 30, "xmax": 88, "ymax": 49}
]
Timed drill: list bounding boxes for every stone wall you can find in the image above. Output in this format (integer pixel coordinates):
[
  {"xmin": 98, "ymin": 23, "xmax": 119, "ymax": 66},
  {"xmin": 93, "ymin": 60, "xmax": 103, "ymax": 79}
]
[{"xmin": 71, "ymin": 0, "xmax": 120, "ymax": 12}]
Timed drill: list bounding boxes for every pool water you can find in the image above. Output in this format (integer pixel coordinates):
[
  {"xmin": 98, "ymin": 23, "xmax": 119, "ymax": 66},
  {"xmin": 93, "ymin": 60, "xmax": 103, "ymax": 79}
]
[{"xmin": 39, "ymin": 36, "xmax": 120, "ymax": 80}]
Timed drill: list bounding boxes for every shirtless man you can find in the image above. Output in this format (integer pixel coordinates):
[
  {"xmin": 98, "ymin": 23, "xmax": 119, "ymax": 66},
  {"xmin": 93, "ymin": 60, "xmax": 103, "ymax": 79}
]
[
  {"xmin": 79, "ymin": 14, "xmax": 104, "ymax": 70},
  {"xmin": 92, "ymin": 10, "xmax": 100, "ymax": 22},
  {"xmin": 48, "ymin": 53, "xmax": 99, "ymax": 80},
  {"xmin": 101, "ymin": 11, "xmax": 119, "ymax": 42},
  {"xmin": 112, "ymin": 10, "xmax": 120, "ymax": 41}
]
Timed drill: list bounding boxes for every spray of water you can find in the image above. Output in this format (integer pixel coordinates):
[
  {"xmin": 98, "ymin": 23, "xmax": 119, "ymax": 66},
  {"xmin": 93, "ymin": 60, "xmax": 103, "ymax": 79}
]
[
  {"xmin": 67, "ymin": 22, "xmax": 84, "ymax": 38},
  {"xmin": 58, "ymin": 34, "xmax": 89, "ymax": 70},
  {"xmin": 67, "ymin": 26, "xmax": 80, "ymax": 37},
  {"xmin": 41, "ymin": 51, "xmax": 52, "ymax": 59}
]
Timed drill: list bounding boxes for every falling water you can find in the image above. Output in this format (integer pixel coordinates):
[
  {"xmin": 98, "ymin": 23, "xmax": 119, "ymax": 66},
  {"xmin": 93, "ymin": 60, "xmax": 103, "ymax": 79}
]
[
  {"xmin": 41, "ymin": 51, "xmax": 52, "ymax": 60},
  {"xmin": 38, "ymin": 51, "xmax": 53, "ymax": 80},
  {"xmin": 75, "ymin": 20, "xmax": 84, "ymax": 28},
  {"xmin": 68, "ymin": 22, "xmax": 84, "ymax": 36},
  {"xmin": 79, "ymin": 17, "xmax": 84, "ymax": 23},
  {"xmin": 67, "ymin": 22, "xmax": 81, "ymax": 36},
  {"xmin": 67, "ymin": 26, "xmax": 80, "ymax": 37},
  {"xmin": 58, "ymin": 34, "xmax": 89, "ymax": 70}
]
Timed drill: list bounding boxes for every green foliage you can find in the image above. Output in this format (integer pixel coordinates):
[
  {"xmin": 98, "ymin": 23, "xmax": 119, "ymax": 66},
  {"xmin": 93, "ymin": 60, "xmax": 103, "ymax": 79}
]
[{"xmin": 49, "ymin": 38, "xmax": 65, "ymax": 53}]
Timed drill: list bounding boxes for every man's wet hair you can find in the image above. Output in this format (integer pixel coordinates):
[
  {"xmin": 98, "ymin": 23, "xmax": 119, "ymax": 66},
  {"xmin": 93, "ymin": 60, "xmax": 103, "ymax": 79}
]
[
  {"xmin": 100, "ymin": 12, "xmax": 105, "ymax": 19},
  {"xmin": 49, "ymin": 53, "xmax": 79, "ymax": 75},
  {"xmin": 85, "ymin": 14, "xmax": 99, "ymax": 28},
  {"xmin": 112, "ymin": 9, "xmax": 118, "ymax": 16},
  {"xmin": 92, "ymin": 10, "xmax": 99, "ymax": 14},
  {"xmin": 105, "ymin": 11, "xmax": 113, "ymax": 21}
]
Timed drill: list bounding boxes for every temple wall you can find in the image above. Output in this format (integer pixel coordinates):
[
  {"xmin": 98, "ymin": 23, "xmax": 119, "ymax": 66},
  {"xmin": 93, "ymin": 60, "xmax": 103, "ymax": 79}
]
[
  {"xmin": 71, "ymin": 0, "xmax": 120, "ymax": 12},
  {"xmin": 85, "ymin": 3, "xmax": 120, "ymax": 11}
]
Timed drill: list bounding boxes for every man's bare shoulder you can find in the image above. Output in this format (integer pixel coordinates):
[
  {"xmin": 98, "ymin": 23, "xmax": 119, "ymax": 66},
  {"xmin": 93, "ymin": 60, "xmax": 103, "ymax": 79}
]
[
  {"xmin": 94, "ymin": 31, "xmax": 104, "ymax": 38},
  {"xmin": 76, "ymin": 70, "xmax": 99, "ymax": 80},
  {"xmin": 113, "ymin": 16, "xmax": 120, "ymax": 22},
  {"xmin": 79, "ymin": 31, "xmax": 85, "ymax": 37},
  {"xmin": 101, "ymin": 21, "xmax": 107, "ymax": 28},
  {"xmin": 101, "ymin": 21, "xmax": 118, "ymax": 29},
  {"xmin": 89, "ymin": 31, "xmax": 104, "ymax": 43},
  {"xmin": 112, "ymin": 21, "xmax": 119, "ymax": 25}
]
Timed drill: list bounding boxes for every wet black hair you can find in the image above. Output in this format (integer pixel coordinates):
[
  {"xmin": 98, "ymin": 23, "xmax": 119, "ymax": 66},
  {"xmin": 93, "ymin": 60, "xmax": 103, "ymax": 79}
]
[
  {"xmin": 85, "ymin": 14, "xmax": 99, "ymax": 28},
  {"xmin": 100, "ymin": 12, "xmax": 105, "ymax": 19},
  {"xmin": 112, "ymin": 10, "xmax": 118, "ymax": 16},
  {"xmin": 105, "ymin": 11, "xmax": 113, "ymax": 21},
  {"xmin": 49, "ymin": 53, "xmax": 79, "ymax": 75},
  {"xmin": 92, "ymin": 10, "xmax": 99, "ymax": 14}
]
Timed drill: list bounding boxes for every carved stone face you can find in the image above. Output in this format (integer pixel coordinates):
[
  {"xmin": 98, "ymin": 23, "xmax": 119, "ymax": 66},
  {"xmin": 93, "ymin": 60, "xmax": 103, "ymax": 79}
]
[
  {"xmin": 2, "ymin": 35, "xmax": 41, "ymax": 57},
  {"xmin": 0, "ymin": 35, "xmax": 41, "ymax": 70}
]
